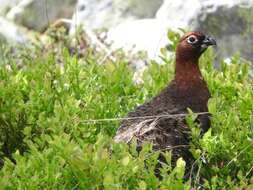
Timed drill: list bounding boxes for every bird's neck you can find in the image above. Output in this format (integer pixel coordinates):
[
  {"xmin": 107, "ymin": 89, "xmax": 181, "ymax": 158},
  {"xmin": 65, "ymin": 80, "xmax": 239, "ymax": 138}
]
[{"xmin": 174, "ymin": 59, "xmax": 204, "ymax": 88}]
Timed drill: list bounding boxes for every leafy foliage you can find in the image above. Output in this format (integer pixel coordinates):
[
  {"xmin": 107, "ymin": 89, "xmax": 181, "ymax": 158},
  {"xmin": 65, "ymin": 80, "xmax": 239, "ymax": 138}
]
[{"xmin": 0, "ymin": 30, "xmax": 252, "ymax": 189}]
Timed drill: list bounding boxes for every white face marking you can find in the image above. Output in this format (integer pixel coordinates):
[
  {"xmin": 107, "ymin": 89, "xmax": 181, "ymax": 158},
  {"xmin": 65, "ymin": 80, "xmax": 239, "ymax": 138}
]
[{"xmin": 200, "ymin": 44, "xmax": 208, "ymax": 52}]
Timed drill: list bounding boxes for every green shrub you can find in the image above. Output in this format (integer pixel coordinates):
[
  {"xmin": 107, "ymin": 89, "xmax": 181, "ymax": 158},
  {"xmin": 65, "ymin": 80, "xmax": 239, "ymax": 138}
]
[{"xmin": 0, "ymin": 31, "xmax": 252, "ymax": 189}]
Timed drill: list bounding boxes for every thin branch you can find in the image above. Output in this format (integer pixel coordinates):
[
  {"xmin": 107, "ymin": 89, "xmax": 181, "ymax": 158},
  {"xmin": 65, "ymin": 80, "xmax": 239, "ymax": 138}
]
[
  {"xmin": 78, "ymin": 112, "xmax": 209, "ymax": 124},
  {"xmin": 226, "ymin": 142, "xmax": 253, "ymax": 167}
]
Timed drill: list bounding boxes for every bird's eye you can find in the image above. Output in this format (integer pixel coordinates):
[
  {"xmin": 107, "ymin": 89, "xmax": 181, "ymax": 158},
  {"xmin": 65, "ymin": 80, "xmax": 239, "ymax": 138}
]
[{"xmin": 187, "ymin": 35, "xmax": 198, "ymax": 44}]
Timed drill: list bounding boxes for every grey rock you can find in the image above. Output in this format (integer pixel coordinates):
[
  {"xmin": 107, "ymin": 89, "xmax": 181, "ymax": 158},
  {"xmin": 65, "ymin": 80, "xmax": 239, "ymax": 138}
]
[
  {"xmin": 68, "ymin": 0, "xmax": 253, "ymax": 65},
  {"xmin": 106, "ymin": 19, "xmax": 182, "ymax": 62},
  {"xmin": 6, "ymin": 0, "xmax": 77, "ymax": 32},
  {"xmin": 78, "ymin": 0, "xmax": 253, "ymax": 63},
  {"xmin": 70, "ymin": 0, "xmax": 163, "ymax": 31},
  {"xmin": 0, "ymin": 0, "xmax": 20, "ymax": 16},
  {"xmin": 157, "ymin": 0, "xmax": 253, "ymax": 61},
  {"xmin": 0, "ymin": 16, "xmax": 28, "ymax": 44},
  {"xmin": 156, "ymin": 0, "xmax": 201, "ymax": 28},
  {"xmin": 194, "ymin": 2, "xmax": 253, "ymax": 61}
]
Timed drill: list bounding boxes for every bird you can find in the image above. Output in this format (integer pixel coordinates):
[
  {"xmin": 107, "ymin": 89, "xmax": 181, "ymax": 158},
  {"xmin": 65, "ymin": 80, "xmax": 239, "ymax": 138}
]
[{"xmin": 114, "ymin": 31, "xmax": 216, "ymax": 173}]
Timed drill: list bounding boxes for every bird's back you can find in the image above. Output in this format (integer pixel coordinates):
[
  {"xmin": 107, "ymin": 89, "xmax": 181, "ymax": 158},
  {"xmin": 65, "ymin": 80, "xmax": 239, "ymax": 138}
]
[{"xmin": 114, "ymin": 80, "xmax": 210, "ymax": 147}]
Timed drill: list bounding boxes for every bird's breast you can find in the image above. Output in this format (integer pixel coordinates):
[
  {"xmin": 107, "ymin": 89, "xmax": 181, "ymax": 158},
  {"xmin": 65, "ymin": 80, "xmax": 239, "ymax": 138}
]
[{"xmin": 169, "ymin": 83, "xmax": 210, "ymax": 112}]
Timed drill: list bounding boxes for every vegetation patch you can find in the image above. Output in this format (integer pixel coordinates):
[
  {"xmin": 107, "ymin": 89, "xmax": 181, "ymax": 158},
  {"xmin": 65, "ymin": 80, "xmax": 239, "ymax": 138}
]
[{"xmin": 0, "ymin": 30, "xmax": 252, "ymax": 189}]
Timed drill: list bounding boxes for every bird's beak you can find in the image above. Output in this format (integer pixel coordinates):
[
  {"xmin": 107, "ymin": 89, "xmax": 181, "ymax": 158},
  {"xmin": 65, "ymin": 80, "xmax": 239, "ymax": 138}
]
[
  {"xmin": 200, "ymin": 36, "xmax": 216, "ymax": 53},
  {"xmin": 202, "ymin": 36, "xmax": 217, "ymax": 46}
]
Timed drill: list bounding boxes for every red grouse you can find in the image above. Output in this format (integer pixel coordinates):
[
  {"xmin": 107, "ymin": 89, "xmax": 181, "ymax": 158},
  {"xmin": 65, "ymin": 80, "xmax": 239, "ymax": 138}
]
[{"xmin": 114, "ymin": 31, "xmax": 216, "ymax": 169}]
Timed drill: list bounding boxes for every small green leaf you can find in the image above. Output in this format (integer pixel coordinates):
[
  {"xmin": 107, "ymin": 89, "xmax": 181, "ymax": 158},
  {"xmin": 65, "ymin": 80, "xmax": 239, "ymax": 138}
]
[
  {"xmin": 121, "ymin": 156, "xmax": 130, "ymax": 166},
  {"xmin": 138, "ymin": 180, "xmax": 147, "ymax": 190}
]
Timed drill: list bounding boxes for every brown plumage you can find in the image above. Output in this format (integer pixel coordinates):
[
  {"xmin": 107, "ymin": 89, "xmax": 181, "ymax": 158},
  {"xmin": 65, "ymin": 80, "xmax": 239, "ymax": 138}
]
[{"xmin": 114, "ymin": 31, "xmax": 216, "ymax": 172}]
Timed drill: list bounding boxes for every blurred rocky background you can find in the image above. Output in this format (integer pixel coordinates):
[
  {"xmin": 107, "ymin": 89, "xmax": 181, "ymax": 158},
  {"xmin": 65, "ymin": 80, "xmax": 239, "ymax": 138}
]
[{"xmin": 0, "ymin": 0, "xmax": 253, "ymax": 63}]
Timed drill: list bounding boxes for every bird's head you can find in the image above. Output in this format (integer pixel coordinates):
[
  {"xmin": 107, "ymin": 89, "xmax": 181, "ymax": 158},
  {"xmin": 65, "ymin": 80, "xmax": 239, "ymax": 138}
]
[{"xmin": 176, "ymin": 31, "xmax": 216, "ymax": 62}]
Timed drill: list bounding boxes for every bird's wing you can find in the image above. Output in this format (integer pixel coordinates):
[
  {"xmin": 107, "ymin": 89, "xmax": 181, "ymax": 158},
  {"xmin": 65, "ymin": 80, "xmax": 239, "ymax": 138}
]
[{"xmin": 114, "ymin": 86, "xmax": 187, "ymax": 144}]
